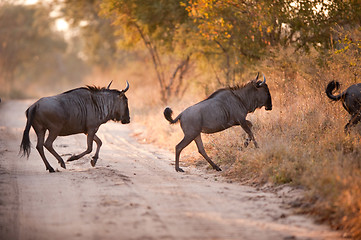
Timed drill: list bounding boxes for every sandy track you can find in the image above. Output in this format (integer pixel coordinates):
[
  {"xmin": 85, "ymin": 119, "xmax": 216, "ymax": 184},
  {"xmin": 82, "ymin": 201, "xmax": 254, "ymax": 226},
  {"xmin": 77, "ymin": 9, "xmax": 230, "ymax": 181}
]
[{"xmin": 0, "ymin": 100, "xmax": 341, "ymax": 240}]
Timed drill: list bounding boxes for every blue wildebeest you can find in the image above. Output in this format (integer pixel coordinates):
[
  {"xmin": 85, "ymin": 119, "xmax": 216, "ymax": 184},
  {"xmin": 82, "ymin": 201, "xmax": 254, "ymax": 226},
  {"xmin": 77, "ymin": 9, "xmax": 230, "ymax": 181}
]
[
  {"xmin": 20, "ymin": 81, "xmax": 130, "ymax": 172},
  {"xmin": 164, "ymin": 74, "xmax": 272, "ymax": 172},
  {"xmin": 326, "ymin": 80, "xmax": 361, "ymax": 131}
]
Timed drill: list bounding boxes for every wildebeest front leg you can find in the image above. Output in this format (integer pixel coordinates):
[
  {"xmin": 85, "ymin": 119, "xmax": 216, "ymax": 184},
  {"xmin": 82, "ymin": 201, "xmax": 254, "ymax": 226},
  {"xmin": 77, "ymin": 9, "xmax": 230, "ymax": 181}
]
[
  {"xmin": 90, "ymin": 134, "xmax": 102, "ymax": 167},
  {"xmin": 67, "ymin": 131, "xmax": 96, "ymax": 162},
  {"xmin": 194, "ymin": 135, "xmax": 222, "ymax": 171},
  {"xmin": 240, "ymin": 119, "xmax": 258, "ymax": 148}
]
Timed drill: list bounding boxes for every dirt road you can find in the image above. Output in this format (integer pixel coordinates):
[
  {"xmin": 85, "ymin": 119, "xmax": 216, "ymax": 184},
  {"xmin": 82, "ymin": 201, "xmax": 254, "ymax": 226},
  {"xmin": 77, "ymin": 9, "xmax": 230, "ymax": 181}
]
[{"xmin": 0, "ymin": 100, "xmax": 341, "ymax": 240}]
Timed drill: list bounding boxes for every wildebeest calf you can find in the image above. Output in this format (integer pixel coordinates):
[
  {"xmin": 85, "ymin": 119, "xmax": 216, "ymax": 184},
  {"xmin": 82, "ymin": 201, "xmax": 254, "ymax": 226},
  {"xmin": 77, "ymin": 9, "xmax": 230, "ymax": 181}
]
[
  {"xmin": 20, "ymin": 81, "xmax": 130, "ymax": 172},
  {"xmin": 326, "ymin": 80, "xmax": 361, "ymax": 131},
  {"xmin": 164, "ymin": 74, "xmax": 272, "ymax": 172}
]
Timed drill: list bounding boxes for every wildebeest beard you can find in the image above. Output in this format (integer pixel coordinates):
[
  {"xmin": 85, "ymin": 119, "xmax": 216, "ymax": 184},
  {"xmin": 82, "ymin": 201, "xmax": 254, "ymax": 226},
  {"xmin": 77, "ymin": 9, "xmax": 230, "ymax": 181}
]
[
  {"xmin": 265, "ymin": 93, "xmax": 272, "ymax": 110},
  {"xmin": 114, "ymin": 110, "xmax": 130, "ymax": 124}
]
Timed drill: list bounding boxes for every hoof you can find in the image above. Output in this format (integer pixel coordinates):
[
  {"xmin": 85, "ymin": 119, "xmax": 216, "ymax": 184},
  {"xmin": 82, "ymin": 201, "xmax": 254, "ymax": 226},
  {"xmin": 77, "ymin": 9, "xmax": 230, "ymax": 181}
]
[
  {"xmin": 176, "ymin": 167, "xmax": 184, "ymax": 172},
  {"xmin": 244, "ymin": 141, "xmax": 249, "ymax": 148},
  {"xmin": 67, "ymin": 155, "xmax": 77, "ymax": 162},
  {"xmin": 215, "ymin": 166, "xmax": 222, "ymax": 171},
  {"xmin": 60, "ymin": 162, "xmax": 66, "ymax": 169},
  {"xmin": 90, "ymin": 159, "xmax": 96, "ymax": 167},
  {"xmin": 48, "ymin": 167, "xmax": 55, "ymax": 173}
]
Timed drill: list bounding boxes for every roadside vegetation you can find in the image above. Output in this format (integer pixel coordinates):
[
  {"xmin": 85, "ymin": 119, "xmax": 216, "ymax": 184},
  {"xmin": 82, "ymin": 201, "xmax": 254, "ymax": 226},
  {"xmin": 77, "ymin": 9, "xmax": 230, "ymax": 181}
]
[{"xmin": 1, "ymin": 0, "xmax": 360, "ymax": 238}]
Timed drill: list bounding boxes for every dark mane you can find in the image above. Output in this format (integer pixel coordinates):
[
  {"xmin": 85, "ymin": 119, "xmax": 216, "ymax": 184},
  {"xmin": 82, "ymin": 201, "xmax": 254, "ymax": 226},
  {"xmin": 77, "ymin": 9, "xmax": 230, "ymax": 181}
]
[
  {"xmin": 229, "ymin": 83, "xmax": 247, "ymax": 91},
  {"xmin": 62, "ymin": 85, "xmax": 120, "ymax": 95},
  {"xmin": 85, "ymin": 85, "xmax": 122, "ymax": 95},
  {"xmin": 206, "ymin": 88, "xmax": 227, "ymax": 100},
  {"xmin": 85, "ymin": 85, "xmax": 106, "ymax": 92},
  {"xmin": 206, "ymin": 83, "xmax": 248, "ymax": 100}
]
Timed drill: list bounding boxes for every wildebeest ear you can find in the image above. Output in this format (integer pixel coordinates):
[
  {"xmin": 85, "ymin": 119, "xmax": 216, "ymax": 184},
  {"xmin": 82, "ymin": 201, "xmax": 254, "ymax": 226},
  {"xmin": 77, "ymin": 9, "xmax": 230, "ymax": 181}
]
[
  {"xmin": 107, "ymin": 80, "xmax": 113, "ymax": 89},
  {"xmin": 251, "ymin": 80, "xmax": 262, "ymax": 88},
  {"xmin": 253, "ymin": 75, "xmax": 266, "ymax": 88},
  {"xmin": 251, "ymin": 73, "xmax": 260, "ymax": 88},
  {"xmin": 251, "ymin": 80, "xmax": 259, "ymax": 88}
]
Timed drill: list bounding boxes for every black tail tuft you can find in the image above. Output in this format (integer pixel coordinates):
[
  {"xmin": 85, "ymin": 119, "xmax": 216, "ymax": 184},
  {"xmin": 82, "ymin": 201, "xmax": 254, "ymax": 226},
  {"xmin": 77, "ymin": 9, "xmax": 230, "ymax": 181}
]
[
  {"xmin": 164, "ymin": 107, "xmax": 179, "ymax": 124},
  {"xmin": 164, "ymin": 107, "xmax": 174, "ymax": 123},
  {"xmin": 20, "ymin": 131, "xmax": 31, "ymax": 158},
  {"xmin": 326, "ymin": 80, "xmax": 342, "ymax": 101},
  {"xmin": 20, "ymin": 107, "xmax": 36, "ymax": 158}
]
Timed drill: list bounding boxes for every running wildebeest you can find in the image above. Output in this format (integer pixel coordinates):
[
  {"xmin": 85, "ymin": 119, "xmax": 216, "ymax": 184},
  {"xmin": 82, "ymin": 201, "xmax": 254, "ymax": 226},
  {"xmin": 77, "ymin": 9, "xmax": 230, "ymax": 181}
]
[
  {"xmin": 326, "ymin": 80, "xmax": 361, "ymax": 132},
  {"xmin": 164, "ymin": 74, "xmax": 272, "ymax": 172},
  {"xmin": 20, "ymin": 81, "xmax": 130, "ymax": 172}
]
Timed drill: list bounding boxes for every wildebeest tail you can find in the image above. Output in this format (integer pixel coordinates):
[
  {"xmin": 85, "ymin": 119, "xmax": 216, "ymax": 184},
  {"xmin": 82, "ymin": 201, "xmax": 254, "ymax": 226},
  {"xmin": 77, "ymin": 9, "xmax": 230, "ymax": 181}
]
[
  {"xmin": 326, "ymin": 81, "xmax": 345, "ymax": 101},
  {"xmin": 20, "ymin": 105, "xmax": 36, "ymax": 158},
  {"xmin": 164, "ymin": 107, "xmax": 181, "ymax": 124}
]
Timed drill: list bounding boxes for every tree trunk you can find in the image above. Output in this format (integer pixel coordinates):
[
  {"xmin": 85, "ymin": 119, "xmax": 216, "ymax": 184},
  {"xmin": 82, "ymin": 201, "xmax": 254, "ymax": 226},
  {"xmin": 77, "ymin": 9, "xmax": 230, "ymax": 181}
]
[{"xmin": 134, "ymin": 23, "xmax": 191, "ymax": 104}]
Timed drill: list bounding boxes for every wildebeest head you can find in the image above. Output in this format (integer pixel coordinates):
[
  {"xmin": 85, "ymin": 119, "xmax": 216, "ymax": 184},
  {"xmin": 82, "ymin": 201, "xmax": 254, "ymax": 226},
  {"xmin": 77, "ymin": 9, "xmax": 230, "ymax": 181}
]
[
  {"xmin": 251, "ymin": 74, "xmax": 272, "ymax": 111},
  {"xmin": 110, "ymin": 81, "xmax": 130, "ymax": 124}
]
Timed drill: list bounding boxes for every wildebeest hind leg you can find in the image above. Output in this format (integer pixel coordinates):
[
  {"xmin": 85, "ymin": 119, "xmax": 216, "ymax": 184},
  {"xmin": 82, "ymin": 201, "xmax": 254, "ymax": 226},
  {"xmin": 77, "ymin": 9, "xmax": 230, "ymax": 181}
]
[
  {"xmin": 34, "ymin": 128, "xmax": 55, "ymax": 172},
  {"xmin": 67, "ymin": 131, "xmax": 95, "ymax": 162},
  {"xmin": 345, "ymin": 113, "xmax": 361, "ymax": 133},
  {"xmin": 175, "ymin": 135, "xmax": 195, "ymax": 172},
  {"xmin": 90, "ymin": 134, "xmax": 102, "ymax": 167},
  {"xmin": 44, "ymin": 131, "xmax": 66, "ymax": 169},
  {"xmin": 194, "ymin": 135, "xmax": 222, "ymax": 171}
]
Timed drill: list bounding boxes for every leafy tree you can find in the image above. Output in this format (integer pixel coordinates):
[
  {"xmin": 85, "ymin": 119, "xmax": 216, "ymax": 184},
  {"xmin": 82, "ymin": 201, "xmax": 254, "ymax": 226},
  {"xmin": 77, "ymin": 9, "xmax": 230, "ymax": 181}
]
[
  {"xmin": 325, "ymin": 26, "xmax": 361, "ymax": 84},
  {"xmin": 57, "ymin": 0, "xmax": 119, "ymax": 69},
  {"xmin": 100, "ymin": 0, "xmax": 192, "ymax": 103},
  {"xmin": 184, "ymin": 0, "xmax": 270, "ymax": 85},
  {"xmin": 0, "ymin": 3, "xmax": 65, "ymax": 92},
  {"xmin": 55, "ymin": 0, "xmax": 361, "ymax": 101},
  {"xmin": 271, "ymin": 0, "xmax": 361, "ymax": 52},
  {"xmin": 183, "ymin": 0, "xmax": 361, "ymax": 84},
  {"xmin": 0, "ymin": 3, "xmax": 89, "ymax": 97}
]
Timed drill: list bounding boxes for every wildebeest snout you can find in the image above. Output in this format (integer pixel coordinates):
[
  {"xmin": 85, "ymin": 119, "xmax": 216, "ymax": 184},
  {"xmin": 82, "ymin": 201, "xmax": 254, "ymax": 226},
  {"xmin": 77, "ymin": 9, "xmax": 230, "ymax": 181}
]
[
  {"xmin": 265, "ymin": 98, "xmax": 272, "ymax": 111},
  {"xmin": 121, "ymin": 117, "xmax": 130, "ymax": 124},
  {"xmin": 265, "ymin": 105, "xmax": 272, "ymax": 111}
]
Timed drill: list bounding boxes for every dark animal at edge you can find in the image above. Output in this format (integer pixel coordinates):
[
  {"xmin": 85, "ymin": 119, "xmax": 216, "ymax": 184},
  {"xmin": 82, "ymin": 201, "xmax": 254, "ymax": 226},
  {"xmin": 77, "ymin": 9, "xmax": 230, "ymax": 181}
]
[
  {"xmin": 326, "ymin": 80, "xmax": 361, "ymax": 131},
  {"xmin": 20, "ymin": 81, "xmax": 130, "ymax": 172},
  {"xmin": 164, "ymin": 74, "xmax": 272, "ymax": 172}
]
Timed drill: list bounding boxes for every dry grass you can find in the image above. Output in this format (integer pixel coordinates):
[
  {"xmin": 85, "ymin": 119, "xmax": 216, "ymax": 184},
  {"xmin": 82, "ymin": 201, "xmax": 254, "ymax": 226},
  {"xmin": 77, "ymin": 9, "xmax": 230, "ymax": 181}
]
[{"xmin": 126, "ymin": 48, "xmax": 361, "ymax": 238}]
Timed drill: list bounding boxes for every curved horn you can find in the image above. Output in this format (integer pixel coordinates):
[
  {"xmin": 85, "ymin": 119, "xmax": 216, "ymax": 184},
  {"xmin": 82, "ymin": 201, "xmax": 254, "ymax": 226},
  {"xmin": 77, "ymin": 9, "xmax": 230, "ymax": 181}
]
[
  {"xmin": 260, "ymin": 75, "xmax": 266, "ymax": 85},
  {"xmin": 107, "ymin": 80, "xmax": 113, "ymax": 89},
  {"xmin": 255, "ymin": 72, "xmax": 259, "ymax": 81},
  {"xmin": 123, "ymin": 80, "xmax": 129, "ymax": 92}
]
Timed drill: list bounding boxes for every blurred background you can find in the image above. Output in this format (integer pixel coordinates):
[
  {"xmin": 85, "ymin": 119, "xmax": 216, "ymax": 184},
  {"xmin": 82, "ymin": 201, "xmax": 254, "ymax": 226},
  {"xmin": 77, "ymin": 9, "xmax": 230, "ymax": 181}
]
[
  {"xmin": 2, "ymin": 0, "xmax": 360, "ymax": 101},
  {"xmin": 1, "ymin": 0, "xmax": 361, "ymax": 238}
]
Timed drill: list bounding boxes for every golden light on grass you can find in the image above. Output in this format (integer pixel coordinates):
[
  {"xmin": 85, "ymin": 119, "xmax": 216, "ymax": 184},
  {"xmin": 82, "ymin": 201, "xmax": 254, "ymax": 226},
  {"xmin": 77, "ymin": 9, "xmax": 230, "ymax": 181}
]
[{"xmin": 124, "ymin": 48, "xmax": 361, "ymax": 238}]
